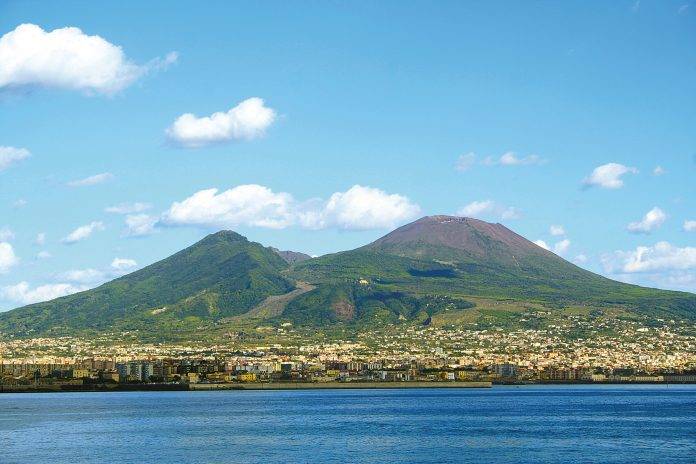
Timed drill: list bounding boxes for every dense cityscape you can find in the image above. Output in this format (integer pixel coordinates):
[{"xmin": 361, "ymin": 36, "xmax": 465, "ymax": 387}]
[{"xmin": 3, "ymin": 314, "xmax": 695, "ymax": 391}]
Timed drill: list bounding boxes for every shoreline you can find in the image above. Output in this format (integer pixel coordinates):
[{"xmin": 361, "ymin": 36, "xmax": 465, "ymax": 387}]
[
  {"xmin": 189, "ymin": 381, "xmax": 492, "ymax": 390},
  {"xmin": 0, "ymin": 381, "xmax": 491, "ymax": 393},
  {"xmin": 3, "ymin": 380, "xmax": 695, "ymax": 393}
]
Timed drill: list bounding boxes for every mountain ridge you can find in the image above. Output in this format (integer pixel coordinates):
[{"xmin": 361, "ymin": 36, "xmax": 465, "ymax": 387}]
[{"xmin": 0, "ymin": 216, "xmax": 693, "ymax": 338}]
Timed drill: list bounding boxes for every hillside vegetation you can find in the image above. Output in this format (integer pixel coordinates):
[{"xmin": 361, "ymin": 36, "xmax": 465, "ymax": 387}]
[{"xmin": 0, "ymin": 216, "xmax": 693, "ymax": 338}]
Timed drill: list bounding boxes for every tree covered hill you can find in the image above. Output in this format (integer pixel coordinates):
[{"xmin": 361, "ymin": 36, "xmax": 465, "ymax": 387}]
[
  {"xmin": 0, "ymin": 231, "xmax": 294, "ymax": 336},
  {"xmin": 0, "ymin": 216, "xmax": 693, "ymax": 338}
]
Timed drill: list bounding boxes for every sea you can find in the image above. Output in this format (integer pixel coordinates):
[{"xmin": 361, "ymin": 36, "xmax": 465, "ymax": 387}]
[{"xmin": 1, "ymin": 385, "xmax": 695, "ymax": 463}]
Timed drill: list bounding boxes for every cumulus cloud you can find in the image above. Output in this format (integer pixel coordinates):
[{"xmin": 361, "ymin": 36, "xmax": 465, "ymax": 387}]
[
  {"xmin": 458, "ymin": 200, "xmax": 495, "ymax": 217},
  {"xmin": 0, "ymin": 24, "xmax": 176, "ymax": 96},
  {"xmin": 534, "ymin": 239, "xmax": 550, "ymax": 250},
  {"xmin": 553, "ymin": 239, "xmax": 571, "ymax": 255},
  {"xmin": 601, "ymin": 242, "xmax": 696, "ymax": 292},
  {"xmin": 36, "ymin": 251, "xmax": 51, "ymax": 259},
  {"xmin": 653, "ymin": 165, "xmax": 666, "ymax": 176},
  {"xmin": 573, "ymin": 254, "xmax": 588, "ymax": 264},
  {"xmin": 13, "ymin": 199, "xmax": 28, "ymax": 208},
  {"xmin": 549, "ymin": 225, "xmax": 565, "ymax": 236},
  {"xmin": 57, "ymin": 257, "xmax": 137, "ymax": 286},
  {"xmin": 603, "ymin": 242, "xmax": 696, "ymax": 274},
  {"xmin": 62, "ymin": 221, "xmax": 105, "ymax": 244},
  {"xmin": 684, "ymin": 220, "xmax": 696, "ymax": 232},
  {"xmin": 161, "ymin": 184, "xmax": 420, "ymax": 231},
  {"xmin": 163, "ymin": 185, "xmax": 294, "ymax": 229},
  {"xmin": 582, "ymin": 163, "xmax": 638, "ymax": 189},
  {"xmin": 0, "ymin": 242, "xmax": 19, "ymax": 273},
  {"xmin": 627, "ymin": 207, "xmax": 666, "ymax": 234},
  {"xmin": 67, "ymin": 172, "xmax": 114, "ymax": 187},
  {"xmin": 0, "ymin": 146, "xmax": 30, "ymax": 171},
  {"xmin": 310, "ymin": 185, "xmax": 421, "ymax": 230},
  {"xmin": 456, "ymin": 200, "xmax": 520, "ymax": 221},
  {"xmin": 497, "ymin": 152, "xmax": 545, "ymax": 166},
  {"xmin": 534, "ymin": 238, "xmax": 571, "ymax": 255},
  {"xmin": 105, "ymin": 202, "xmax": 151, "ymax": 214},
  {"xmin": 166, "ymin": 98, "xmax": 276, "ymax": 148},
  {"xmin": 0, "ymin": 281, "xmax": 87, "ymax": 305},
  {"xmin": 124, "ymin": 214, "xmax": 158, "ymax": 237}
]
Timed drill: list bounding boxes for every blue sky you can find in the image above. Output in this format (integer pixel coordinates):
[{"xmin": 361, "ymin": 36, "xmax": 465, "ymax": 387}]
[{"xmin": 0, "ymin": 0, "xmax": 694, "ymax": 310}]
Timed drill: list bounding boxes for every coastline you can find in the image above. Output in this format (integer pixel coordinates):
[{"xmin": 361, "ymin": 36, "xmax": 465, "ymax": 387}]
[
  {"xmin": 5, "ymin": 380, "xmax": 696, "ymax": 393},
  {"xmin": 189, "ymin": 381, "xmax": 493, "ymax": 390},
  {"xmin": 0, "ymin": 381, "xmax": 492, "ymax": 393},
  {"xmin": 4, "ymin": 380, "xmax": 696, "ymax": 394}
]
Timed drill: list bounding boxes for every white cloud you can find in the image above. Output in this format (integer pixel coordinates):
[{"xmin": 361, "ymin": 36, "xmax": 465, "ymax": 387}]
[
  {"xmin": 481, "ymin": 152, "xmax": 545, "ymax": 166},
  {"xmin": 166, "ymin": 97, "xmax": 276, "ymax": 148},
  {"xmin": 105, "ymin": 202, "xmax": 151, "ymax": 214},
  {"xmin": 36, "ymin": 251, "xmax": 51, "ymax": 259},
  {"xmin": 583, "ymin": 163, "xmax": 638, "ymax": 189},
  {"xmin": 162, "ymin": 184, "xmax": 420, "ymax": 231},
  {"xmin": 456, "ymin": 200, "xmax": 520, "ymax": 221},
  {"xmin": 498, "ymin": 152, "xmax": 545, "ymax": 166},
  {"xmin": 573, "ymin": 254, "xmax": 588, "ymax": 264},
  {"xmin": 533, "ymin": 238, "xmax": 570, "ymax": 255},
  {"xmin": 602, "ymin": 242, "xmax": 696, "ymax": 292},
  {"xmin": 67, "ymin": 172, "xmax": 114, "ymax": 187},
  {"xmin": 683, "ymin": 220, "xmax": 696, "ymax": 232},
  {"xmin": 553, "ymin": 239, "xmax": 571, "ymax": 256},
  {"xmin": 1, "ymin": 281, "xmax": 87, "ymax": 305},
  {"xmin": 163, "ymin": 185, "xmax": 294, "ymax": 229},
  {"xmin": 313, "ymin": 185, "xmax": 421, "ymax": 230},
  {"xmin": 0, "ymin": 146, "xmax": 30, "ymax": 171},
  {"xmin": 62, "ymin": 221, "xmax": 104, "ymax": 244},
  {"xmin": 627, "ymin": 207, "xmax": 666, "ymax": 234},
  {"xmin": 534, "ymin": 239, "xmax": 550, "ymax": 250},
  {"xmin": 455, "ymin": 151, "xmax": 546, "ymax": 171},
  {"xmin": 0, "ymin": 227, "xmax": 14, "ymax": 241},
  {"xmin": 111, "ymin": 257, "xmax": 137, "ymax": 271},
  {"xmin": 35, "ymin": 232, "xmax": 46, "ymax": 245},
  {"xmin": 603, "ymin": 241, "xmax": 696, "ymax": 273},
  {"xmin": 56, "ymin": 257, "xmax": 137, "ymax": 286},
  {"xmin": 124, "ymin": 214, "xmax": 158, "ymax": 237},
  {"xmin": 458, "ymin": 200, "xmax": 494, "ymax": 217},
  {"xmin": 455, "ymin": 152, "xmax": 476, "ymax": 171},
  {"xmin": 13, "ymin": 198, "xmax": 28, "ymax": 208},
  {"xmin": 678, "ymin": 4, "xmax": 689, "ymax": 14},
  {"xmin": 549, "ymin": 225, "xmax": 565, "ymax": 236},
  {"xmin": 0, "ymin": 242, "xmax": 19, "ymax": 273},
  {"xmin": 500, "ymin": 207, "xmax": 521, "ymax": 220},
  {"xmin": 653, "ymin": 165, "xmax": 666, "ymax": 176},
  {"xmin": 0, "ymin": 24, "xmax": 176, "ymax": 96}
]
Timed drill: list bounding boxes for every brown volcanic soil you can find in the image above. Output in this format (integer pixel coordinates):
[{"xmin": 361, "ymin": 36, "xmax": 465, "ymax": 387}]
[{"xmin": 367, "ymin": 215, "xmax": 549, "ymax": 260}]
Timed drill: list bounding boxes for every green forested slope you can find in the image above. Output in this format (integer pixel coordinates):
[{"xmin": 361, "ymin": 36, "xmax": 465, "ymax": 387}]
[
  {"xmin": 0, "ymin": 217, "xmax": 693, "ymax": 338},
  {"xmin": 0, "ymin": 231, "xmax": 294, "ymax": 336}
]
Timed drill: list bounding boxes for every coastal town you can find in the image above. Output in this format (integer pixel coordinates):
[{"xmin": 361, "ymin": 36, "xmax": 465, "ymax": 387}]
[{"xmin": 3, "ymin": 313, "xmax": 695, "ymax": 391}]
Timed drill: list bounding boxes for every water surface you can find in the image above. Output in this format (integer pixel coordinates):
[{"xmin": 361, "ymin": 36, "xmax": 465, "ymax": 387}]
[{"xmin": 2, "ymin": 385, "xmax": 695, "ymax": 463}]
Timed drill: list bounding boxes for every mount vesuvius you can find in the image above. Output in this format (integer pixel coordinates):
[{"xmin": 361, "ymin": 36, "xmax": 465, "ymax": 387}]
[{"xmin": 0, "ymin": 216, "xmax": 693, "ymax": 338}]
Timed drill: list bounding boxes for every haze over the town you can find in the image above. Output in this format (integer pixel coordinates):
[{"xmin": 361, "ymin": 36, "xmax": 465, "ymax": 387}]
[{"xmin": 0, "ymin": 0, "xmax": 694, "ymax": 312}]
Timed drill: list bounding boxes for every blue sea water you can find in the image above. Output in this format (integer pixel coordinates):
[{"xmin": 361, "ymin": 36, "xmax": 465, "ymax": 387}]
[{"xmin": 1, "ymin": 385, "xmax": 695, "ymax": 463}]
